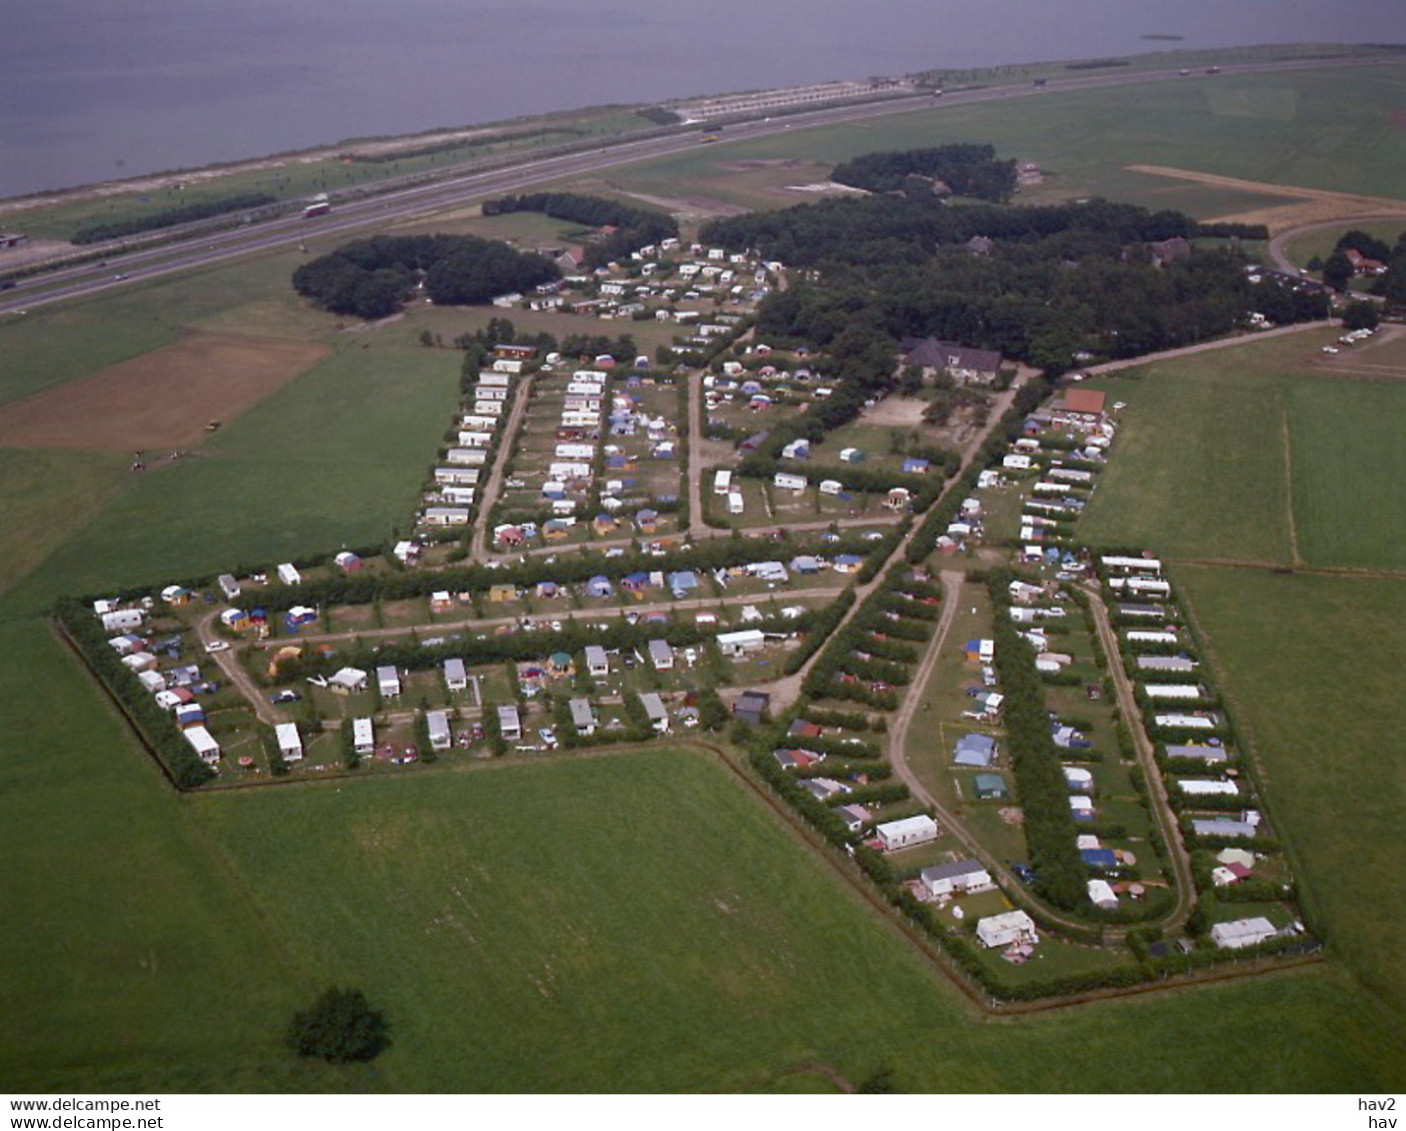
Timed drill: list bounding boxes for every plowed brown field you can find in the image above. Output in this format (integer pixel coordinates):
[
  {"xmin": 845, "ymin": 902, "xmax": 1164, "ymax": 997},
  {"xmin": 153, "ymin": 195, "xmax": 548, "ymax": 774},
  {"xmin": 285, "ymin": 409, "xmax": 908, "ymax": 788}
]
[{"xmin": 0, "ymin": 333, "xmax": 329, "ymax": 451}]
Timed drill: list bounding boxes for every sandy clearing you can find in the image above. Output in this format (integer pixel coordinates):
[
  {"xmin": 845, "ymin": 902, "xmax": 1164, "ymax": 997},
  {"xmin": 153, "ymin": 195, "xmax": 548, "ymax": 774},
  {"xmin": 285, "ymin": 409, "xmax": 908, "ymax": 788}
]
[
  {"xmin": 0, "ymin": 333, "xmax": 330, "ymax": 451},
  {"xmin": 857, "ymin": 395, "xmax": 930, "ymax": 428},
  {"xmin": 1125, "ymin": 164, "xmax": 1406, "ymax": 234}
]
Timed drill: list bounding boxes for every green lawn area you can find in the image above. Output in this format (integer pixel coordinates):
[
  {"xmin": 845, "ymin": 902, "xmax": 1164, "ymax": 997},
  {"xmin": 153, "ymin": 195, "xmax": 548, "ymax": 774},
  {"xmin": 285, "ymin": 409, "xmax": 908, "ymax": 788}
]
[
  {"xmin": 1080, "ymin": 330, "xmax": 1406, "ymax": 571},
  {"xmin": 0, "ymin": 620, "xmax": 362, "ymax": 1093},
  {"xmin": 0, "ymin": 449, "xmax": 128, "ymax": 601},
  {"xmin": 612, "ymin": 65, "xmax": 1406, "ymax": 215},
  {"xmin": 1175, "ymin": 567, "xmax": 1406, "ymax": 1015},
  {"xmin": 3, "ymin": 342, "xmax": 462, "ymax": 612},
  {"xmin": 1287, "ymin": 379, "xmax": 1406, "ymax": 571},
  {"xmin": 1078, "ymin": 341, "xmax": 1301, "ymax": 564}
]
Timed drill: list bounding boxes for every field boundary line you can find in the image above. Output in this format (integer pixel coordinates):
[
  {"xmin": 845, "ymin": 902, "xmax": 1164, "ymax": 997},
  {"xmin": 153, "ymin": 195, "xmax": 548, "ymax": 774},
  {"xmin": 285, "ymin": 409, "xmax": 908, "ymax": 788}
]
[{"xmin": 1282, "ymin": 407, "xmax": 1303, "ymax": 568}]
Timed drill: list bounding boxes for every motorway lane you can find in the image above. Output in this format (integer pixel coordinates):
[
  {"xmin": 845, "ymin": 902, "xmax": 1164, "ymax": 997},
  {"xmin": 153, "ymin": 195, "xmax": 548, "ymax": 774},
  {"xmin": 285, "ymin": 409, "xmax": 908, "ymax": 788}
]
[{"xmin": 3, "ymin": 54, "xmax": 1398, "ymax": 317}]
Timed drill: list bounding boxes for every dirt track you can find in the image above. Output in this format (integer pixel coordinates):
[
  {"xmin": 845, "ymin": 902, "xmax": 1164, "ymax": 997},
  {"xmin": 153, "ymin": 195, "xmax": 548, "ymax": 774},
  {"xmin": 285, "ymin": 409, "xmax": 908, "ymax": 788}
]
[
  {"xmin": 0, "ymin": 333, "xmax": 328, "ymax": 451},
  {"xmin": 1125, "ymin": 164, "xmax": 1406, "ymax": 234}
]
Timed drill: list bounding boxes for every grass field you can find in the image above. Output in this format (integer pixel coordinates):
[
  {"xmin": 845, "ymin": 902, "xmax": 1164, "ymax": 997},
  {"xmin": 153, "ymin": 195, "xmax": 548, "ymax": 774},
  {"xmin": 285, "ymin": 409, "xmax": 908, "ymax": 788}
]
[
  {"xmin": 1078, "ymin": 337, "xmax": 1304, "ymax": 564},
  {"xmin": 0, "ymin": 620, "xmax": 362, "ymax": 1093},
  {"xmin": 0, "ymin": 449, "xmax": 128, "ymax": 600},
  {"xmin": 1174, "ymin": 567, "xmax": 1406, "ymax": 1016},
  {"xmin": 1079, "ymin": 329, "xmax": 1406, "ymax": 571},
  {"xmin": 0, "ymin": 251, "xmax": 322, "ymax": 407},
  {"xmin": 2, "ymin": 342, "xmax": 462, "ymax": 611},
  {"xmin": 610, "ymin": 65, "xmax": 1406, "ymax": 217},
  {"xmin": 1287, "ymin": 378, "xmax": 1406, "ymax": 570}
]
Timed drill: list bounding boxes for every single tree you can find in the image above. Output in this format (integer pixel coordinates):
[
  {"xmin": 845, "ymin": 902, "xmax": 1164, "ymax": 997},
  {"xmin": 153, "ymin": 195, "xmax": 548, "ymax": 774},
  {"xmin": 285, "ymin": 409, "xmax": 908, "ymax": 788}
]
[{"xmin": 287, "ymin": 987, "xmax": 390, "ymax": 1064}]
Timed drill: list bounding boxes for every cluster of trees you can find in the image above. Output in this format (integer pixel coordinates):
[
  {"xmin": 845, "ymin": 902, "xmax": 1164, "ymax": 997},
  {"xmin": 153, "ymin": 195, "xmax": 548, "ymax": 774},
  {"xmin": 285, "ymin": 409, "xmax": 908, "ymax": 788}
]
[
  {"xmin": 1319, "ymin": 227, "xmax": 1406, "ymax": 306},
  {"xmin": 482, "ymin": 192, "xmax": 678, "ymax": 269},
  {"xmin": 830, "ymin": 144, "xmax": 1018, "ymax": 201},
  {"xmin": 291, "ymin": 233, "xmax": 558, "ymax": 320},
  {"xmin": 55, "ymin": 600, "xmax": 215, "ymax": 789},
  {"xmin": 701, "ymin": 191, "xmax": 1293, "ymax": 373},
  {"xmin": 985, "ymin": 570, "xmax": 1089, "ymax": 911},
  {"xmin": 72, "ymin": 192, "xmax": 277, "ymax": 244}
]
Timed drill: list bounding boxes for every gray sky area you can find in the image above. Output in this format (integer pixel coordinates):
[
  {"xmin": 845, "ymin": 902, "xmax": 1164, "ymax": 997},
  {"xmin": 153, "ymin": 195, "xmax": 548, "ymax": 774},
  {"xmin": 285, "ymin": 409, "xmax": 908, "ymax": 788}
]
[{"xmin": 2, "ymin": 0, "xmax": 1403, "ymax": 196}]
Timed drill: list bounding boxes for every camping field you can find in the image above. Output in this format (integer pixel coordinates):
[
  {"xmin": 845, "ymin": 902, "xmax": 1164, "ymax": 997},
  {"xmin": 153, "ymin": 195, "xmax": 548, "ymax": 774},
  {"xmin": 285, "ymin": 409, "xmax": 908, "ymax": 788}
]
[
  {"xmin": 3, "ymin": 610, "xmax": 1402, "ymax": 1095},
  {"xmin": 1, "ymin": 622, "xmax": 1401, "ymax": 1091},
  {"xmin": 1174, "ymin": 567, "xmax": 1406, "ymax": 1016},
  {"xmin": 2, "ymin": 57, "xmax": 1406, "ymax": 1094}
]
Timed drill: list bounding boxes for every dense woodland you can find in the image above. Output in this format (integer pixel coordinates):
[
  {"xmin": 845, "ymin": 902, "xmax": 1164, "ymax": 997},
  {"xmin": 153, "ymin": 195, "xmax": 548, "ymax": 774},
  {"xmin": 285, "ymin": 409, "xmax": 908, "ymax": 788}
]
[
  {"xmin": 483, "ymin": 192, "xmax": 679, "ymax": 269},
  {"xmin": 291, "ymin": 234, "xmax": 558, "ymax": 319},
  {"xmin": 700, "ymin": 192, "xmax": 1312, "ymax": 374},
  {"xmin": 830, "ymin": 143, "xmax": 1018, "ymax": 201}
]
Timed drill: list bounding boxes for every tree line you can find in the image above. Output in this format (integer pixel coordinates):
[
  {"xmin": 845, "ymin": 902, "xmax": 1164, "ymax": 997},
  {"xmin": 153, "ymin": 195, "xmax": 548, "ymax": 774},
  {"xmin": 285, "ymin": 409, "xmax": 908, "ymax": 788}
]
[
  {"xmin": 73, "ymin": 192, "xmax": 277, "ymax": 244},
  {"xmin": 292, "ymin": 233, "xmax": 559, "ymax": 320}
]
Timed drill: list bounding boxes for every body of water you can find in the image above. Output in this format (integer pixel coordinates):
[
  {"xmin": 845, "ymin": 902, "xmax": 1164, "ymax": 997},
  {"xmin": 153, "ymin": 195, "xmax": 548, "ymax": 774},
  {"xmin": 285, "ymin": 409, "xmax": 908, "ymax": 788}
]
[{"xmin": 2, "ymin": 0, "xmax": 1403, "ymax": 198}]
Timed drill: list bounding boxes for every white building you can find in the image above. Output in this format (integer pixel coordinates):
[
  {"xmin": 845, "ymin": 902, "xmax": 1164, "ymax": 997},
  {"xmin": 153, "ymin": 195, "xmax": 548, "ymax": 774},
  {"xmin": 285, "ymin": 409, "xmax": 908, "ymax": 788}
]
[
  {"xmin": 976, "ymin": 909, "xmax": 1038, "ymax": 949},
  {"xmin": 351, "ymin": 717, "xmax": 374, "ymax": 756},
  {"xmin": 275, "ymin": 722, "xmax": 303, "ymax": 763},
  {"xmin": 497, "ymin": 704, "xmax": 521, "ymax": 741},
  {"xmin": 875, "ymin": 814, "xmax": 939, "ymax": 852},
  {"xmin": 426, "ymin": 710, "xmax": 452, "ymax": 752},
  {"xmin": 1210, "ymin": 916, "xmax": 1279, "ymax": 950},
  {"xmin": 184, "ymin": 725, "xmax": 221, "ymax": 766},
  {"xmin": 639, "ymin": 691, "xmax": 669, "ymax": 732},
  {"xmin": 919, "ymin": 859, "xmax": 992, "ymax": 898},
  {"xmin": 716, "ymin": 628, "xmax": 766, "ymax": 657}
]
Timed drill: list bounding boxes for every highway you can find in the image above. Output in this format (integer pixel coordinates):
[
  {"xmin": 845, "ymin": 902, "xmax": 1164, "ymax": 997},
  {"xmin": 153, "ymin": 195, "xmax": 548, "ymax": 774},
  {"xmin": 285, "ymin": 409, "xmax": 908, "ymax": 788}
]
[{"xmin": 1, "ymin": 53, "xmax": 1398, "ymax": 318}]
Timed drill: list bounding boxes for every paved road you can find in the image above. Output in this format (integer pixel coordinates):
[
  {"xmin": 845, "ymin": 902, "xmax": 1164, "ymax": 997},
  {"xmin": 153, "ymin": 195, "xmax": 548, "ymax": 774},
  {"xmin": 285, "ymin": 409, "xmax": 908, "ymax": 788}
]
[
  {"xmin": 1080, "ymin": 318, "xmax": 1334, "ymax": 379},
  {"xmin": 5, "ymin": 54, "xmax": 1398, "ymax": 317},
  {"xmin": 1266, "ymin": 213, "xmax": 1406, "ymax": 275}
]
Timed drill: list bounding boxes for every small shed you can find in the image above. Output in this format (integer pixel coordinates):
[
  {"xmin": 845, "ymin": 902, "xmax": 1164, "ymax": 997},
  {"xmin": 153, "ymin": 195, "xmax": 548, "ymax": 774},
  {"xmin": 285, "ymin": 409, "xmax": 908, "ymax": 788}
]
[
  {"xmin": 376, "ymin": 665, "xmax": 401, "ymax": 698},
  {"xmin": 647, "ymin": 639, "xmax": 673, "ymax": 670},
  {"xmin": 972, "ymin": 773, "xmax": 1008, "ymax": 800}
]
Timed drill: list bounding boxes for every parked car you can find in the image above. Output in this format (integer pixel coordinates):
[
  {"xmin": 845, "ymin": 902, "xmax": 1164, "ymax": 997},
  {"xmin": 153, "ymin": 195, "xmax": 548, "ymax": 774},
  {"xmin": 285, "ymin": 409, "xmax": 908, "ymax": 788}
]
[
  {"xmin": 203, "ymin": 640, "xmax": 230, "ymax": 653},
  {"xmin": 270, "ymin": 690, "xmax": 301, "ymax": 704}
]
